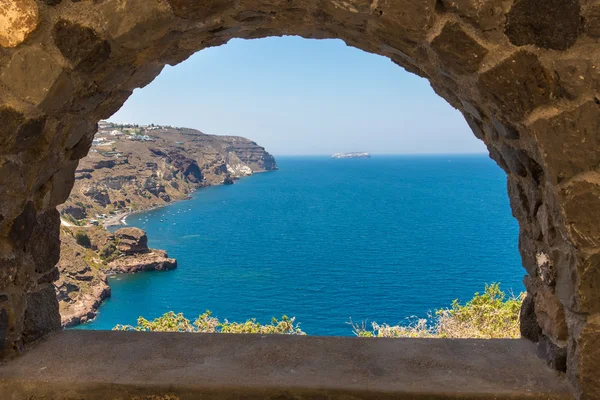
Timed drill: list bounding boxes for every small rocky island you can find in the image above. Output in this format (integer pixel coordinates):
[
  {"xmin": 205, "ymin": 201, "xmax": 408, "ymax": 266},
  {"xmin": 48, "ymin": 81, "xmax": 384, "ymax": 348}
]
[{"xmin": 331, "ymin": 152, "xmax": 371, "ymax": 159}]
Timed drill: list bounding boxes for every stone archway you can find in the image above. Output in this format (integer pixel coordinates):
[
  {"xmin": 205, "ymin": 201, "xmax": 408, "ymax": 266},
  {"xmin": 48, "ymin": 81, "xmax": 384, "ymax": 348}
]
[{"xmin": 0, "ymin": 0, "xmax": 599, "ymax": 398}]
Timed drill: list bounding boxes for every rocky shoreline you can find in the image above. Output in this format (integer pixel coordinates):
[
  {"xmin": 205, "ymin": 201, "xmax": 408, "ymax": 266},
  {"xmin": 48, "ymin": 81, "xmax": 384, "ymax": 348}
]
[
  {"xmin": 56, "ymin": 121, "xmax": 277, "ymax": 328},
  {"xmin": 56, "ymin": 226, "xmax": 179, "ymax": 328}
]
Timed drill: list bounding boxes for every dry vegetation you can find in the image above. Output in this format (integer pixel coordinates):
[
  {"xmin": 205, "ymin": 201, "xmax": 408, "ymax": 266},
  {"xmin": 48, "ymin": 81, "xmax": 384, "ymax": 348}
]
[
  {"xmin": 114, "ymin": 311, "xmax": 305, "ymax": 335},
  {"xmin": 114, "ymin": 284, "xmax": 523, "ymax": 338},
  {"xmin": 351, "ymin": 283, "xmax": 523, "ymax": 338}
]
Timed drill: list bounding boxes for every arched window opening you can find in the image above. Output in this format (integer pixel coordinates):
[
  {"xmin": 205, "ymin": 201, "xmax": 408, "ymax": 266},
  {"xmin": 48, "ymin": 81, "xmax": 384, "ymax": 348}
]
[{"xmin": 57, "ymin": 37, "xmax": 523, "ymax": 339}]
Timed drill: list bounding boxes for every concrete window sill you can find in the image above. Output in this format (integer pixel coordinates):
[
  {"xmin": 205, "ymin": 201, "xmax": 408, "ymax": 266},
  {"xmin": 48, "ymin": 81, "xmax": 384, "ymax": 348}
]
[{"xmin": 0, "ymin": 331, "xmax": 571, "ymax": 399}]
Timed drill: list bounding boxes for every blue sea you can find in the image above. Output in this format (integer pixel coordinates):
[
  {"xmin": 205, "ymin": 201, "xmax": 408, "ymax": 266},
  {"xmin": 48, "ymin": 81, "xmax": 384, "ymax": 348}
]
[{"xmin": 77, "ymin": 155, "xmax": 524, "ymax": 335}]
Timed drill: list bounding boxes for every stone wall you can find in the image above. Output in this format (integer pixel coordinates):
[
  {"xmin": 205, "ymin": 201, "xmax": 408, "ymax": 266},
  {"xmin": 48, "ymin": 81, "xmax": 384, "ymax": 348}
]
[{"xmin": 0, "ymin": 0, "xmax": 598, "ymax": 398}]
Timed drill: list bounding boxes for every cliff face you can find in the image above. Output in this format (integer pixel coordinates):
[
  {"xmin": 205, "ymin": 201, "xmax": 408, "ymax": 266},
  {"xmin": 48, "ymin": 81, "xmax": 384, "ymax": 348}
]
[
  {"xmin": 56, "ymin": 226, "xmax": 178, "ymax": 327},
  {"xmin": 58, "ymin": 122, "xmax": 277, "ymax": 223},
  {"xmin": 56, "ymin": 227, "xmax": 111, "ymax": 327},
  {"xmin": 55, "ymin": 122, "xmax": 276, "ymax": 328}
]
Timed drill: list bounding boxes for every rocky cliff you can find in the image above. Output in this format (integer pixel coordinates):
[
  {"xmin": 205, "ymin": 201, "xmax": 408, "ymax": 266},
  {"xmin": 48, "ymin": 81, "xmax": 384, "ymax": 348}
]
[
  {"xmin": 55, "ymin": 122, "xmax": 276, "ymax": 327},
  {"xmin": 58, "ymin": 122, "xmax": 277, "ymax": 223},
  {"xmin": 56, "ymin": 226, "xmax": 177, "ymax": 327}
]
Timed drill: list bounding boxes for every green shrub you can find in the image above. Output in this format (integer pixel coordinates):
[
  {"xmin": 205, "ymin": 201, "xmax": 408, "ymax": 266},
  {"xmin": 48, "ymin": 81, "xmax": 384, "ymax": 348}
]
[
  {"xmin": 351, "ymin": 283, "xmax": 523, "ymax": 339},
  {"xmin": 99, "ymin": 242, "xmax": 118, "ymax": 262},
  {"xmin": 114, "ymin": 311, "xmax": 305, "ymax": 335},
  {"xmin": 74, "ymin": 230, "xmax": 91, "ymax": 248}
]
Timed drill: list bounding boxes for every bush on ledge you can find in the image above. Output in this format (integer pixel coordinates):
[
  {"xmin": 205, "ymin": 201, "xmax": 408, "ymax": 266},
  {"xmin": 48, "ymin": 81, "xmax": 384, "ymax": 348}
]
[
  {"xmin": 351, "ymin": 283, "xmax": 523, "ymax": 339},
  {"xmin": 114, "ymin": 311, "xmax": 305, "ymax": 335}
]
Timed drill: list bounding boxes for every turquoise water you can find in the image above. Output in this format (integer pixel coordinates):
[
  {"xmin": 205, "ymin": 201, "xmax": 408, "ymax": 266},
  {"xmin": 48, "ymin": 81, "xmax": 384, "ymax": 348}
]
[{"xmin": 78, "ymin": 155, "xmax": 524, "ymax": 335}]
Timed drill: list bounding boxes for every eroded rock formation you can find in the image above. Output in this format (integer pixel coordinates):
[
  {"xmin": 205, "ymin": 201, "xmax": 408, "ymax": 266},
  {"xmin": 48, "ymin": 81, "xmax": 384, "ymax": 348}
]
[
  {"xmin": 59, "ymin": 122, "xmax": 276, "ymax": 220},
  {"xmin": 0, "ymin": 1, "xmax": 599, "ymax": 398},
  {"xmin": 56, "ymin": 225, "xmax": 176, "ymax": 327}
]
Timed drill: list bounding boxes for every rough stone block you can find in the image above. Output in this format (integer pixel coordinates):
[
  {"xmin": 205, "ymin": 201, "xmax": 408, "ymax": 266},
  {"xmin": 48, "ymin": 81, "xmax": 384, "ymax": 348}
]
[
  {"xmin": 560, "ymin": 180, "xmax": 600, "ymax": 248},
  {"xmin": 537, "ymin": 334, "xmax": 567, "ymax": 372},
  {"xmin": 441, "ymin": 0, "xmax": 508, "ymax": 30},
  {"xmin": 8, "ymin": 201, "xmax": 36, "ymax": 253},
  {"xmin": 0, "ymin": 107, "xmax": 25, "ymax": 153},
  {"xmin": 477, "ymin": 51, "xmax": 554, "ymax": 120},
  {"xmin": 29, "ymin": 209, "xmax": 60, "ymax": 274},
  {"xmin": 0, "ymin": 0, "xmax": 39, "ymax": 48},
  {"xmin": 553, "ymin": 59, "xmax": 600, "ymax": 101},
  {"xmin": 569, "ymin": 316, "xmax": 600, "ymax": 400},
  {"xmin": 37, "ymin": 267, "xmax": 60, "ymax": 285},
  {"xmin": 499, "ymin": 145, "xmax": 544, "ymax": 184},
  {"xmin": 53, "ymin": 20, "xmax": 111, "ymax": 73},
  {"xmin": 48, "ymin": 161, "xmax": 78, "ymax": 208},
  {"xmin": 491, "ymin": 116, "xmax": 519, "ymax": 140},
  {"xmin": 505, "ymin": 0, "xmax": 581, "ymax": 50},
  {"xmin": 0, "ymin": 259, "xmax": 18, "ymax": 291},
  {"xmin": 575, "ymin": 252, "xmax": 600, "ymax": 314},
  {"xmin": 167, "ymin": 0, "xmax": 235, "ymax": 20},
  {"xmin": 520, "ymin": 293, "xmax": 541, "ymax": 342},
  {"xmin": 0, "ymin": 46, "xmax": 62, "ymax": 105},
  {"xmin": 368, "ymin": 0, "xmax": 437, "ymax": 46},
  {"xmin": 431, "ymin": 22, "xmax": 488, "ymax": 75},
  {"xmin": 0, "ymin": 294, "xmax": 9, "ymax": 352},
  {"xmin": 464, "ymin": 114, "xmax": 485, "ymax": 140},
  {"xmin": 12, "ymin": 117, "xmax": 46, "ymax": 154},
  {"xmin": 98, "ymin": 0, "xmax": 172, "ymax": 47},
  {"xmin": 535, "ymin": 285, "xmax": 568, "ymax": 342},
  {"xmin": 584, "ymin": 4, "xmax": 600, "ymax": 38},
  {"xmin": 531, "ymin": 101, "xmax": 600, "ymax": 184},
  {"xmin": 22, "ymin": 286, "xmax": 60, "ymax": 343}
]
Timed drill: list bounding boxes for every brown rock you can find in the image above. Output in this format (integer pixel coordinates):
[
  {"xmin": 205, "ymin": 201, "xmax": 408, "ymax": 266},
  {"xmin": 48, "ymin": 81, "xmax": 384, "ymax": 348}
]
[
  {"xmin": 537, "ymin": 334, "xmax": 567, "ymax": 372},
  {"xmin": 62, "ymin": 205, "xmax": 86, "ymax": 220},
  {"xmin": 499, "ymin": 145, "xmax": 544, "ymax": 184},
  {"xmin": 569, "ymin": 316, "xmax": 600, "ymax": 400},
  {"xmin": 167, "ymin": 0, "xmax": 235, "ymax": 20},
  {"xmin": 0, "ymin": 0, "xmax": 39, "ymax": 48},
  {"xmin": 53, "ymin": 20, "xmax": 111, "ymax": 73},
  {"xmin": 575, "ymin": 253, "xmax": 600, "ymax": 314},
  {"xmin": 531, "ymin": 101, "xmax": 600, "ymax": 184},
  {"xmin": 477, "ymin": 51, "xmax": 554, "ymax": 120},
  {"xmin": 584, "ymin": 4, "xmax": 600, "ymax": 38},
  {"xmin": 106, "ymin": 249, "xmax": 177, "ymax": 273},
  {"xmin": 0, "ymin": 107, "xmax": 25, "ymax": 153},
  {"xmin": 534, "ymin": 285, "xmax": 568, "ymax": 342},
  {"xmin": 441, "ymin": 0, "xmax": 508, "ymax": 30},
  {"xmin": 8, "ymin": 201, "xmax": 36, "ymax": 252},
  {"xmin": 431, "ymin": 22, "xmax": 488, "ymax": 75},
  {"xmin": 23, "ymin": 286, "xmax": 60, "ymax": 343},
  {"xmin": 48, "ymin": 161, "xmax": 78, "ymax": 208},
  {"xmin": 97, "ymin": 0, "xmax": 172, "ymax": 46},
  {"xmin": 553, "ymin": 58, "xmax": 600, "ymax": 100},
  {"xmin": 560, "ymin": 180, "xmax": 600, "ymax": 248},
  {"xmin": 55, "ymin": 228, "xmax": 112, "ymax": 328},
  {"xmin": 1, "ymin": 46, "xmax": 62, "ymax": 105},
  {"xmin": 520, "ymin": 293, "xmax": 541, "ymax": 342},
  {"xmin": 490, "ymin": 117, "xmax": 519, "ymax": 140},
  {"xmin": 0, "ymin": 306, "xmax": 8, "ymax": 351},
  {"xmin": 29, "ymin": 209, "xmax": 60, "ymax": 275},
  {"xmin": 114, "ymin": 227, "xmax": 149, "ymax": 255},
  {"xmin": 505, "ymin": 0, "xmax": 581, "ymax": 50}
]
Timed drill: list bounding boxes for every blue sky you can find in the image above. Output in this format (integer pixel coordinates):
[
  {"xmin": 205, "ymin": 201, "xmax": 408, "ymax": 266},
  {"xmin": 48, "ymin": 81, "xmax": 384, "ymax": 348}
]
[{"xmin": 109, "ymin": 36, "xmax": 486, "ymax": 156}]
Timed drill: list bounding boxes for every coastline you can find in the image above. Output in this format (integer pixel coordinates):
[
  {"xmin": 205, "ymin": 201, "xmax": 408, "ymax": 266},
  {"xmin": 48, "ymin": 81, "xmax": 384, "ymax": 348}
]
[
  {"xmin": 98, "ymin": 172, "xmax": 264, "ymax": 229},
  {"xmin": 67, "ymin": 172, "xmax": 271, "ymax": 329}
]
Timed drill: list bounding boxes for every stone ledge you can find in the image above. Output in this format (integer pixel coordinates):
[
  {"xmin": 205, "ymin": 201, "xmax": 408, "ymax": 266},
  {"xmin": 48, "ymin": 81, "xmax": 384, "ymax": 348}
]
[{"xmin": 0, "ymin": 331, "xmax": 571, "ymax": 399}]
